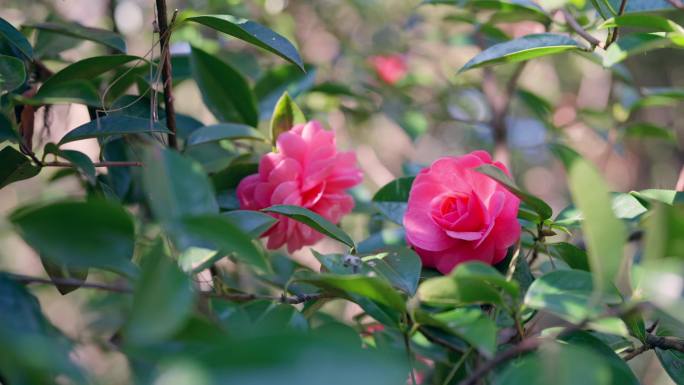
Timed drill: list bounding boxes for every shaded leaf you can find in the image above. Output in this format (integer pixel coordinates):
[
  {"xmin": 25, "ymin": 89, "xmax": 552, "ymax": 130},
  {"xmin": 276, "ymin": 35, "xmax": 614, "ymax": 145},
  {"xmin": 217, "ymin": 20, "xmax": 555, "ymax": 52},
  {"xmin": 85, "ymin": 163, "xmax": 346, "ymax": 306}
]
[
  {"xmin": 186, "ymin": 123, "xmax": 266, "ymax": 147},
  {"xmin": 26, "ymin": 21, "xmax": 126, "ymax": 53},
  {"xmin": 0, "ymin": 146, "xmax": 41, "ymax": 189},
  {"xmin": 0, "ymin": 17, "xmax": 32, "ymax": 59},
  {"xmin": 547, "ymin": 242, "xmax": 590, "ymax": 271},
  {"xmin": 372, "ymin": 177, "xmax": 415, "ymax": 225},
  {"xmin": 44, "ymin": 143, "xmax": 96, "ymax": 185},
  {"xmin": 221, "ymin": 210, "xmax": 277, "ymax": 237},
  {"xmin": 477, "ymin": 164, "xmax": 552, "ymax": 220},
  {"xmin": 59, "ymin": 115, "xmax": 170, "ymax": 145},
  {"xmin": 0, "ymin": 54, "xmax": 25, "ymax": 94},
  {"xmin": 298, "ymin": 272, "xmax": 406, "ymax": 311}
]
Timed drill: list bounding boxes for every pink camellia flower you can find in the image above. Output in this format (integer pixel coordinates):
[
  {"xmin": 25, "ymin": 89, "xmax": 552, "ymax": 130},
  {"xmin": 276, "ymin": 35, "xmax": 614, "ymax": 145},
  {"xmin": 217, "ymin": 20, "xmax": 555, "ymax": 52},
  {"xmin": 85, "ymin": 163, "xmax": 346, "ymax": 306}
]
[
  {"xmin": 237, "ymin": 121, "xmax": 363, "ymax": 253},
  {"xmin": 369, "ymin": 54, "xmax": 408, "ymax": 85},
  {"xmin": 403, "ymin": 151, "xmax": 521, "ymax": 274}
]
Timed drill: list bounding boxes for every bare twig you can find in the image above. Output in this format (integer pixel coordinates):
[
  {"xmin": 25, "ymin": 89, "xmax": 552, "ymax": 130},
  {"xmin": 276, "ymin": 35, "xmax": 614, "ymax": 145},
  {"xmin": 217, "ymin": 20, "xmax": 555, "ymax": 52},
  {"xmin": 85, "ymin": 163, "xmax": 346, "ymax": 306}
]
[
  {"xmin": 560, "ymin": 9, "xmax": 601, "ymax": 48},
  {"xmin": 8, "ymin": 273, "xmax": 325, "ymax": 304},
  {"xmin": 623, "ymin": 333, "xmax": 684, "ymax": 361},
  {"xmin": 43, "ymin": 161, "xmax": 143, "ymax": 168},
  {"xmin": 154, "ymin": 0, "xmax": 178, "ymax": 149}
]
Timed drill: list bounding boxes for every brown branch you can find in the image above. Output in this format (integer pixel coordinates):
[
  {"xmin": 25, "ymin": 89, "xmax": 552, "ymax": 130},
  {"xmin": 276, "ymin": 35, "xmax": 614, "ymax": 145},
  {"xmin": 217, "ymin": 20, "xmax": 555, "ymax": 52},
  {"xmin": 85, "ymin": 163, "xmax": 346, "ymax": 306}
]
[
  {"xmin": 154, "ymin": 0, "xmax": 178, "ymax": 150},
  {"xmin": 623, "ymin": 333, "xmax": 684, "ymax": 361},
  {"xmin": 8, "ymin": 273, "xmax": 325, "ymax": 304},
  {"xmin": 560, "ymin": 9, "xmax": 601, "ymax": 48},
  {"xmin": 457, "ymin": 338, "xmax": 542, "ymax": 385},
  {"xmin": 43, "ymin": 161, "xmax": 143, "ymax": 168}
]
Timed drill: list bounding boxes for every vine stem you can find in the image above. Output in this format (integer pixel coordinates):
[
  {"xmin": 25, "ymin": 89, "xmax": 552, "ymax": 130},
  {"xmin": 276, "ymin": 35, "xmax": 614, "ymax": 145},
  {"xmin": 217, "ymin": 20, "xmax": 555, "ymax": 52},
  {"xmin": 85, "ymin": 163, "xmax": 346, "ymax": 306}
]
[
  {"xmin": 154, "ymin": 0, "xmax": 178, "ymax": 149},
  {"xmin": 7, "ymin": 273, "xmax": 325, "ymax": 304}
]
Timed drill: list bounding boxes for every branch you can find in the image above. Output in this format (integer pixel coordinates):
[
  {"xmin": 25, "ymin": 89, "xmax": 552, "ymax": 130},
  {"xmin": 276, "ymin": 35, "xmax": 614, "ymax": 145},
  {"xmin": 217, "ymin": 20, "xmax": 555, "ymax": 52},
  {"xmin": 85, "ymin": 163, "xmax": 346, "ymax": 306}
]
[
  {"xmin": 560, "ymin": 9, "xmax": 601, "ymax": 48},
  {"xmin": 8, "ymin": 273, "xmax": 326, "ymax": 304},
  {"xmin": 43, "ymin": 161, "xmax": 143, "ymax": 168},
  {"xmin": 457, "ymin": 338, "xmax": 542, "ymax": 385},
  {"xmin": 623, "ymin": 333, "xmax": 684, "ymax": 361},
  {"xmin": 154, "ymin": 0, "xmax": 178, "ymax": 150},
  {"xmin": 605, "ymin": 0, "xmax": 628, "ymax": 48}
]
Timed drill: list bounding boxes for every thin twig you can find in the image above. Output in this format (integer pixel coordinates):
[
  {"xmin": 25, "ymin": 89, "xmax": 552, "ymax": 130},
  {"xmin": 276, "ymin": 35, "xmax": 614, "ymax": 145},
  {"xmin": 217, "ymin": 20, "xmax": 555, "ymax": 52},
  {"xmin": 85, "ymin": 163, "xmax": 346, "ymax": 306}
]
[
  {"xmin": 8, "ymin": 273, "xmax": 325, "ymax": 304},
  {"xmin": 623, "ymin": 333, "xmax": 684, "ymax": 361},
  {"xmin": 43, "ymin": 161, "xmax": 143, "ymax": 168},
  {"xmin": 457, "ymin": 338, "xmax": 541, "ymax": 385},
  {"xmin": 560, "ymin": 9, "xmax": 601, "ymax": 48},
  {"xmin": 154, "ymin": 0, "xmax": 178, "ymax": 149}
]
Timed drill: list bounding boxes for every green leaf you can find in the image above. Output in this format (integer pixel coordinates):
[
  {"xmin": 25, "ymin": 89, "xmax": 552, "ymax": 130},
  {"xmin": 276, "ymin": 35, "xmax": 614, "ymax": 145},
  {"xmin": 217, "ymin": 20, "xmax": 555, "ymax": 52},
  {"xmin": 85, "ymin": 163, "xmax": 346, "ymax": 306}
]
[
  {"xmin": 524, "ymin": 270, "xmax": 622, "ymax": 324},
  {"xmin": 180, "ymin": 214, "xmax": 270, "ymax": 272},
  {"xmin": 423, "ymin": 0, "xmax": 550, "ymax": 24},
  {"xmin": 476, "ymin": 164, "xmax": 552, "ymax": 220},
  {"xmin": 623, "ymin": 122, "xmax": 676, "ymax": 142},
  {"xmin": 44, "ymin": 143, "xmax": 96, "ymax": 185},
  {"xmin": 263, "ymin": 204, "xmax": 356, "ymax": 250},
  {"xmin": 0, "ymin": 146, "xmax": 41, "ymax": 189},
  {"xmin": 0, "ymin": 17, "xmax": 33, "ymax": 59},
  {"xmin": 372, "ymin": 177, "xmax": 415, "ymax": 225},
  {"xmin": 629, "ymin": 87, "xmax": 684, "ymax": 111},
  {"xmin": 0, "ymin": 54, "xmax": 25, "ymax": 94},
  {"xmin": 10, "ymin": 200, "xmax": 138, "ymax": 277},
  {"xmin": 603, "ymin": 33, "xmax": 672, "ymax": 67},
  {"xmin": 644, "ymin": 203, "xmax": 684, "ymax": 260},
  {"xmin": 362, "ymin": 247, "xmax": 422, "ymax": 296},
  {"xmin": 36, "ymin": 54, "xmax": 141, "ymax": 103},
  {"xmin": 186, "ymin": 15, "xmax": 304, "ymax": 71},
  {"xmin": 185, "ymin": 123, "xmax": 266, "ymax": 147},
  {"xmin": 26, "ymin": 21, "xmax": 126, "ymax": 53},
  {"xmin": 559, "ymin": 331, "xmax": 640, "ymax": 385},
  {"xmin": 418, "ymin": 261, "xmax": 519, "ymax": 307},
  {"xmin": 547, "ymin": 242, "xmax": 590, "ymax": 271},
  {"xmin": 298, "ymin": 273, "xmax": 406, "ymax": 311},
  {"xmin": 40, "ymin": 259, "xmax": 88, "ymax": 295},
  {"xmin": 270, "ymin": 92, "xmax": 306, "ymax": 146},
  {"xmin": 255, "ymin": 65, "xmax": 316, "ymax": 118},
  {"xmin": 550, "ymin": 144, "xmax": 626, "ymax": 295},
  {"xmin": 459, "ymin": 34, "xmax": 584, "ymax": 72},
  {"xmin": 58, "ymin": 115, "xmax": 170, "ymax": 145},
  {"xmin": 19, "ymin": 79, "xmax": 100, "ymax": 106},
  {"xmin": 416, "ymin": 307, "xmax": 497, "ymax": 357},
  {"xmin": 222, "ymin": 210, "xmax": 277, "ymax": 237},
  {"xmin": 0, "ymin": 113, "xmax": 19, "ymax": 143},
  {"xmin": 141, "ymin": 146, "xmax": 219, "ymax": 248},
  {"xmin": 600, "ymin": 14, "xmax": 684, "ymax": 33},
  {"xmin": 656, "ymin": 349, "xmax": 684, "ymax": 384},
  {"xmin": 125, "ymin": 241, "xmax": 195, "ymax": 344},
  {"xmin": 190, "ymin": 46, "xmax": 258, "ymax": 126}
]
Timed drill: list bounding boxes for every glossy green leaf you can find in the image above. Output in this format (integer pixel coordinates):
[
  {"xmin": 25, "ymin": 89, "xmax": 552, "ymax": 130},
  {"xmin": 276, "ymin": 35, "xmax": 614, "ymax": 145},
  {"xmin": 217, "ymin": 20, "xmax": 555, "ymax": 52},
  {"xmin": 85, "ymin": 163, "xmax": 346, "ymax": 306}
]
[
  {"xmin": 547, "ymin": 242, "xmax": 590, "ymax": 271},
  {"xmin": 10, "ymin": 200, "xmax": 138, "ymax": 277},
  {"xmin": 477, "ymin": 164, "xmax": 552, "ymax": 219},
  {"xmin": 190, "ymin": 46, "xmax": 258, "ymax": 126},
  {"xmin": 460, "ymin": 34, "xmax": 584, "ymax": 72},
  {"xmin": 0, "ymin": 146, "xmax": 41, "ymax": 189},
  {"xmin": 186, "ymin": 15, "xmax": 304, "ymax": 71},
  {"xmin": 19, "ymin": 79, "xmax": 100, "ymax": 106},
  {"xmin": 256, "ymin": 65, "xmax": 316, "ymax": 118},
  {"xmin": 263, "ymin": 204, "xmax": 356, "ymax": 250},
  {"xmin": 36, "ymin": 55, "xmax": 141, "ymax": 103},
  {"xmin": 600, "ymin": 14, "xmax": 684, "ymax": 33},
  {"xmin": 26, "ymin": 21, "xmax": 126, "ymax": 53},
  {"xmin": 0, "ymin": 114, "xmax": 19, "ymax": 143},
  {"xmin": 186, "ymin": 123, "xmax": 266, "ymax": 147},
  {"xmin": 270, "ymin": 92, "xmax": 306, "ymax": 146},
  {"xmin": 125, "ymin": 241, "xmax": 195, "ymax": 344},
  {"xmin": 656, "ymin": 349, "xmax": 684, "ymax": 384},
  {"xmin": 362, "ymin": 247, "xmax": 422, "ymax": 296},
  {"xmin": 222, "ymin": 210, "xmax": 277, "ymax": 237},
  {"xmin": 44, "ymin": 143, "xmax": 96, "ymax": 185},
  {"xmin": 59, "ymin": 115, "xmax": 170, "ymax": 145},
  {"xmin": 417, "ymin": 307, "xmax": 497, "ymax": 357},
  {"xmin": 180, "ymin": 214, "xmax": 269, "ymax": 272},
  {"xmin": 524, "ymin": 270, "xmax": 622, "ymax": 324},
  {"xmin": 142, "ymin": 146, "xmax": 219, "ymax": 248},
  {"xmin": 551, "ymin": 144, "xmax": 626, "ymax": 295},
  {"xmin": 624, "ymin": 122, "xmax": 676, "ymax": 142},
  {"xmin": 419, "ymin": 261, "xmax": 519, "ymax": 306},
  {"xmin": 0, "ymin": 54, "xmax": 25, "ymax": 94},
  {"xmin": 372, "ymin": 177, "xmax": 415, "ymax": 225},
  {"xmin": 0, "ymin": 17, "xmax": 32, "ymax": 59},
  {"xmin": 603, "ymin": 33, "xmax": 672, "ymax": 67},
  {"xmin": 298, "ymin": 273, "xmax": 406, "ymax": 311}
]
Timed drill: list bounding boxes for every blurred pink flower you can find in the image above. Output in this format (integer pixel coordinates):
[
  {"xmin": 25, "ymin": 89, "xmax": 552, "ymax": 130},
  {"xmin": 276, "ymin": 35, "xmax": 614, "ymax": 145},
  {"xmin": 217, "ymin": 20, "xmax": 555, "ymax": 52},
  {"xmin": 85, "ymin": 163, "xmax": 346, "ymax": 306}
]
[
  {"xmin": 404, "ymin": 151, "xmax": 521, "ymax": 274},
  {"xmin": 370, "ymin": 54, "xmax": 408, "ymax": 85},
  {"xmin": 237, "ymin": 121, "xmax": 363, "ymax": 253}
]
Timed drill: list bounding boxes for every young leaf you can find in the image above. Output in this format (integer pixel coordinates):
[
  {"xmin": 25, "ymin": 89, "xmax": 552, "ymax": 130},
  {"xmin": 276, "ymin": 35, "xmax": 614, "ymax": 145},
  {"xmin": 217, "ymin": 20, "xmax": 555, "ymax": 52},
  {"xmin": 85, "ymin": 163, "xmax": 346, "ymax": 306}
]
[
  {"xmin": 25, "ymin": 21, "xmax": 126, "ymax": 53},
  {"xmin": 125, "ymin": 241, "xmax": 195, "ymax": 344},
  {"xmin": 0, "ymin": 146, "xmax": 41, "ymax": 189},
  {"xmin": 263, "ymin": 204, "xmax": 356, "ymax": 250},
  {"xmin": 550, "ymin": 144, "xmax": 626, "ymax": 295},
  {"xmin": 372, "ymin": 177, "xmax": 415, "ymax": 225},
  {"xmin": 459, "ymin": 34, "xmax": 584, "ymax": 72},
  {"xmin": 10, "ymin": 200, "xmax": 138, "ymax": 277},
  {"xmin": 0, "ymin": 17, "xmax": 33, "ymax": 59},
  {"xmin": 270, "ymin": 92, "xmax": 306, "ymax": 146},
  {"xmin": 185, "ymin": 123, "xmax": 267, "ymax": 147},
  {"xmin": 476, "ymin": 164, "xmax": 552, "ymax": 220},
  {"xmin": 0, "ymin": 55, "xmax": 26, "ymax": 94},
  {"xmin": 190, "ymin": 46, "xmax": 259, "ymax": 126},
  {"xmin": 186, "ymin": 15, "xmax": 304, "ymax": 71},
  {"xmin": 58, "ymin": 115, "xmax": 170, "ymax": 144}
]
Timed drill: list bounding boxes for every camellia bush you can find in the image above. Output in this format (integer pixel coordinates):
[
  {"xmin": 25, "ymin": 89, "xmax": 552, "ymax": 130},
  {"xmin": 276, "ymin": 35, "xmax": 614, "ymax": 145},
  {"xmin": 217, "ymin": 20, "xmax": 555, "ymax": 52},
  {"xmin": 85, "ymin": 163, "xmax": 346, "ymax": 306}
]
[{"xmin": 1, "ymin": 0, "xmax": 684, "ymax": 384}]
